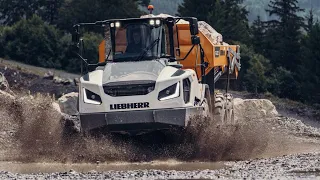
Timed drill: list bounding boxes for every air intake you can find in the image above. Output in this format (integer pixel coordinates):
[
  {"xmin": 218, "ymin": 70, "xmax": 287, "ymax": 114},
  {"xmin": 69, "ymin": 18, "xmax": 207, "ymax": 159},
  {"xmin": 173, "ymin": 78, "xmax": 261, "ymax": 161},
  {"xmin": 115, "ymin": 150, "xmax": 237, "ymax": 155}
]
[{"xmin": 103, "ymin": 80, "xmax": 156, "ymax": 97}]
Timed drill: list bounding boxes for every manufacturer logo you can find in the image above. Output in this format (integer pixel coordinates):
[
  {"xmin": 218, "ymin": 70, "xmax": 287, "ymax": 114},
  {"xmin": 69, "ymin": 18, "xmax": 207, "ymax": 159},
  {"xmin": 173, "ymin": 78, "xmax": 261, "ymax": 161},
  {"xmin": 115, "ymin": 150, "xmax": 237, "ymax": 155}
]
[{"xmin": 110, "ymin": 102, "xmax": 150, "ymax": 110}]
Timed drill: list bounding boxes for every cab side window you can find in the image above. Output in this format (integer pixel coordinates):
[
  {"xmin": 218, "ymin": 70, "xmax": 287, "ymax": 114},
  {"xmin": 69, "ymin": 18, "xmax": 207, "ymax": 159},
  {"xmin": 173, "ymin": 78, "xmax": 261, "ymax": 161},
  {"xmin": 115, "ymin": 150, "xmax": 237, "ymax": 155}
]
[{"xmin": 161, "ymin": 26, "xmax": 171, "ymax": 57}]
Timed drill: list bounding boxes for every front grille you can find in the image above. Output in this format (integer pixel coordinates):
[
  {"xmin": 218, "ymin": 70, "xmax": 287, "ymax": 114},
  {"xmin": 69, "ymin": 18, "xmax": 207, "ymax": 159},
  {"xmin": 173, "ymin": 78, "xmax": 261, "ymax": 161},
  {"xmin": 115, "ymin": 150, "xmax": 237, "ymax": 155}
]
[{"xmin": 103, "ymin": 80, "xmax": 156, "ymax": 97}]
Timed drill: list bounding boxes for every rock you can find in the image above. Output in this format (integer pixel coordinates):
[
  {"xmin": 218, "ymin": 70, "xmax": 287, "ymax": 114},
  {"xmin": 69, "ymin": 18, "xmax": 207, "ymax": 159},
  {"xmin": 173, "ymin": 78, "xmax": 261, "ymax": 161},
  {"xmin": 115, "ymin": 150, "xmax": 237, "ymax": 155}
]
[
  {"xmin": 43, "ymin": 71, "xmax": 54, "ymax": 80},
  {"xmin": 198, "ymin": 21, "xmax": 223, "ymax": 45},
  {"xmin": 53, "ymin": 76, "xmax": 64, "ymax": 84},
  {"xmin": 53, "ymin": 76, "xmax": 73, "ymax": 85},
  {"xmin": 69, "ymin": 169, "xmax": 77, "ymax": 174},
  {"xmin": 234, "ymin": 98, "xmax": 279, "ymax": 123},
  {"xmin": 0, "ymin": 73, "xmax": 9, "ymax": 91},
  {"xmin": 52, "ymin": 102, "xmax": 62, "ymax": 114},
  {"xmin": 62, "ymin": 78, "xmax": 73, "ymax": 85},
  {"xmin": 74, "ymin": 78, "xmax": 80, "ymax": 86},
  {"xmin": 58, "ymin": 92, "xmax": 79, "ymax": 115},
  {"xmin": 0, "ymin": 73, "xmax": 14, "ymax": 95}
]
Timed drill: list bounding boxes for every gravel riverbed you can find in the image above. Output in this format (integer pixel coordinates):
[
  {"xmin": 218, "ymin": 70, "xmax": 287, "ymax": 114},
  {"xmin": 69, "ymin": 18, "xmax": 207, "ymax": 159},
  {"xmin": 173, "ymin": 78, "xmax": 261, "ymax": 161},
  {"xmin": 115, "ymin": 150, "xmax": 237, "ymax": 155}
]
[
  {"xmin": 0, "ymin": 153, "xmax": 319, "ymax": 179},
  {"xmin": 1, "ymin": 88, "xmax": 320, "ymax": 179}
]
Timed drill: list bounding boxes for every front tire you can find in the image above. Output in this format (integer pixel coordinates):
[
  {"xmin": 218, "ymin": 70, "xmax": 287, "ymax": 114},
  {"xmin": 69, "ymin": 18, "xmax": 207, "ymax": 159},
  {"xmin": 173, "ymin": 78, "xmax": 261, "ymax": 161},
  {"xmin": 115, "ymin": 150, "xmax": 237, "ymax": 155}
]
[{"xmin": 202, "ymin": 88, "xmax": 213, "ymax": 118}]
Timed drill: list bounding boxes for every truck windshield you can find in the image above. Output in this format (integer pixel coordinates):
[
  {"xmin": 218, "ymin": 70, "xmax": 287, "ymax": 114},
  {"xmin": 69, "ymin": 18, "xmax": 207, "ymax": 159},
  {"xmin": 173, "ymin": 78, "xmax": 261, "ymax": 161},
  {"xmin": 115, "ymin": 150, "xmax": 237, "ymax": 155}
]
[{"xmin": 113, "ymin": 23, "xmax": 162, "ymax": 62}]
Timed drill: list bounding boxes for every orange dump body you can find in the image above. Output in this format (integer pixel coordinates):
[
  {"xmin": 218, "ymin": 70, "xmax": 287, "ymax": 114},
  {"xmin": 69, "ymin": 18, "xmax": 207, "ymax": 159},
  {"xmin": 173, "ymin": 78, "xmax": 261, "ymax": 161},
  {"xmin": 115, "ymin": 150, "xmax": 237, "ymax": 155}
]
[{"xmin": 176, "ymin": 24, "xmax": 239, "ymax": 80}]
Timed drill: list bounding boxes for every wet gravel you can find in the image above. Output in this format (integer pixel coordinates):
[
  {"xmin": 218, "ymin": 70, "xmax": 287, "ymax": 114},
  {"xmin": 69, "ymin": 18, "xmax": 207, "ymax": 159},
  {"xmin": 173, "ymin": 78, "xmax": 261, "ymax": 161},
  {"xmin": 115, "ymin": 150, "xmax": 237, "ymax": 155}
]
[
  {"xmin": 1, "ymin": 86, "xmax": 320, "ymax": 179},
  {"xmin": 0, "ymin": 153, "xmax": 318, "ymax": 179}
]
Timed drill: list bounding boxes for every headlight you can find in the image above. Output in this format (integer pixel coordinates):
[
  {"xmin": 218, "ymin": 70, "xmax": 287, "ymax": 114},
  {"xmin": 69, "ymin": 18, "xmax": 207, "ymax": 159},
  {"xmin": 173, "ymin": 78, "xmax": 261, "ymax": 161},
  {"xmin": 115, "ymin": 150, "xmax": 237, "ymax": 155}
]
[
  {"xmin": 158, "ymin": 82, "xmax": 180, "ymax": 101},
  {"xmin": 183, "ymin": 78, "xmax": 191, "ymax": 103},
  {"xmin": 83, "ymin": 88, "xmax": 102, "ymax": 105}
]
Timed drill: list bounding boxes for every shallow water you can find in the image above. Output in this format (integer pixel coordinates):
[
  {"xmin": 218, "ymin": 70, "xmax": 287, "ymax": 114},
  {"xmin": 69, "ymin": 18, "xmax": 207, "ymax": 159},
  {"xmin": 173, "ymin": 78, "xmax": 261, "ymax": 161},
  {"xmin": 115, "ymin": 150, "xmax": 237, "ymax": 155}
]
[{"xmin": 0, "ymin": 161, "xmax": 227, "ymax": 174}]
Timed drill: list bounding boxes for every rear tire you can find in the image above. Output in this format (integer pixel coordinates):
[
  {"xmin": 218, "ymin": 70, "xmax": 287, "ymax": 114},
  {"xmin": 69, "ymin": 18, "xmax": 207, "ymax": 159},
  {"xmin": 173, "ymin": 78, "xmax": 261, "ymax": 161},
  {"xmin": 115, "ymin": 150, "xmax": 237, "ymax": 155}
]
[
  {"xmin": 214, "ymin": 93, "xmax": 226, "ymax": 125},
  {"xmin": 226, "ymin": 93, "xmax": 235, "ymax": 124},
  {"xmin": 214, "ymin": 92, "xmax": 234, "ymax": 125}
]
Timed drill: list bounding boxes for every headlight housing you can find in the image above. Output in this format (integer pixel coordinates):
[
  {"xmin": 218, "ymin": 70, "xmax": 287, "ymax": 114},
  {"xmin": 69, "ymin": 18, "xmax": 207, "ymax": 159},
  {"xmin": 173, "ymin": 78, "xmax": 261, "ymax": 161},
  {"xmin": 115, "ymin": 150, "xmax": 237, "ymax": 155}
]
[
  {"xmin": 83, "ymin": 88, "xmax": 102, "ymax": 105},
  {"xmin": 158, "ymin": 82, "xmax": 180, "ymax": 101},
  {"xmin": 183, "ymin": 78, "xmax": 191, "ymax": 103}
]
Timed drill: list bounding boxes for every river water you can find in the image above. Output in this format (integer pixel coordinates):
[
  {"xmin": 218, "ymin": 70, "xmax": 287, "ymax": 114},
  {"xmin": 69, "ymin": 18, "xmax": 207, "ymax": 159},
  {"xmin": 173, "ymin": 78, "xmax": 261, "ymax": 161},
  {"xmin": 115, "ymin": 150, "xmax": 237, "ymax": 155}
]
[{"xmin": 0, "ymin": 161, "xmax": 227, "ymax": 174}]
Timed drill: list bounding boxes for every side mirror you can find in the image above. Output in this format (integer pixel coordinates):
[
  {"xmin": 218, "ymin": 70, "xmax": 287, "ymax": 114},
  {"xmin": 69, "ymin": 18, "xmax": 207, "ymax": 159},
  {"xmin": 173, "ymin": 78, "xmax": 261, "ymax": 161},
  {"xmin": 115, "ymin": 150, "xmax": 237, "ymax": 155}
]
[
  {"xmin": 72, "ymin": 25, "xmax": 80, "ymax": 44},
  {"xmin": 189, "ymin": 17, "xmax": 199, "ymax": 35},
  {"xmin": 72, "ymin": 32, "xmax": 80, "ymax": 44}
]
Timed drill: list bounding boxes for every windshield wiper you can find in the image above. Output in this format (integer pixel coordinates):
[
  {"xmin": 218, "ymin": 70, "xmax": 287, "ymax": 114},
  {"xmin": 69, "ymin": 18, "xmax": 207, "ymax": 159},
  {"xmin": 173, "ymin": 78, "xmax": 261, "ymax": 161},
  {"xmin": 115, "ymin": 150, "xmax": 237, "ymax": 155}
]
[
  {"xmin": 105, "ymin": 49, "xmax": 112, "ymax": 62},
  {"xmin": 135, "ymin": 38, "xmax": 160, "ymax": 61}
]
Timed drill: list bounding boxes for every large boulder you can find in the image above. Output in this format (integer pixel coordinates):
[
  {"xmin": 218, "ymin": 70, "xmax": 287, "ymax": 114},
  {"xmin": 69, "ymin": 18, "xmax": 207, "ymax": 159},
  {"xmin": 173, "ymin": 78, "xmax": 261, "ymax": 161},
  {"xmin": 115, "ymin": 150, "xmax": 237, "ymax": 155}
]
[
  {"xmin": 0, "ymin": 73, "xmax": 15, "ymax": 96},
  {"xmin": 52, "ymin": 102, "xmax": 62, "ymax": 114},
  {"xmin": 53, "ymin": 76, "xmax": 64, "ymax": 84},
  {"xmin": 234, "ymin": 98, "xmax": 279, "ymax": 123},
  {"xmin": 43, "ymin": 71, "xmax": 54, "ymax": 80},
  {"xmin": 0, "ymin": 72, "xmax": 9, "ymax": 91},
  {"xmin": 52, "ymin": 100, "xmax": 81, "ymax": 134},
  {"xmin": 58, "ymin": 92, "xmax": 79, "ymax": 115},
  {"xmin": 53, "ymin": 76, "xmax": 73, "ymax": 85}
]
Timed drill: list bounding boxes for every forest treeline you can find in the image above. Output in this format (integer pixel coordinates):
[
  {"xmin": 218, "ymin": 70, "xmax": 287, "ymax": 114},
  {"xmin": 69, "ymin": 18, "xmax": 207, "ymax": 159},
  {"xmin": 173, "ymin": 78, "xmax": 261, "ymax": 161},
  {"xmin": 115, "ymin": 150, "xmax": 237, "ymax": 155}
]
[
  {"xmin": 0, "ymin": 0, "xmax": 319, "ymax": 104},
  {"xmin": 150, "ymin": 0, "xmax": 320, "ymax": 22},
  {"xmin": 179, "ymin": 0, "xmax": 320, "ymax": 103}
]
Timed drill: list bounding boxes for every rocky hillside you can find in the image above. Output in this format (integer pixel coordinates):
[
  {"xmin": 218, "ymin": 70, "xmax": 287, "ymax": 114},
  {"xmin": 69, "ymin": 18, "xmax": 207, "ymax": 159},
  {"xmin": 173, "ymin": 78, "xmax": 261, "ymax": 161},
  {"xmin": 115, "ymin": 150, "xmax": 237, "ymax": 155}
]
[{"xmin": 0, "ymin": 59, "xmax": 77, "ymax": 98}]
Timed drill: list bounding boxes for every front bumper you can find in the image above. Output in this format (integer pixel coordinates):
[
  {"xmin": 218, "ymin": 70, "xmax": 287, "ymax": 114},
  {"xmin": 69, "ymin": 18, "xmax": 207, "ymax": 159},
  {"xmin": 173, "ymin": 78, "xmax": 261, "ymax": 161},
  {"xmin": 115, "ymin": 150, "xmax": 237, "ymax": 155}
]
[{"xmin": 80, "ymin": 107, "xmax": 202, "ymax": 133}]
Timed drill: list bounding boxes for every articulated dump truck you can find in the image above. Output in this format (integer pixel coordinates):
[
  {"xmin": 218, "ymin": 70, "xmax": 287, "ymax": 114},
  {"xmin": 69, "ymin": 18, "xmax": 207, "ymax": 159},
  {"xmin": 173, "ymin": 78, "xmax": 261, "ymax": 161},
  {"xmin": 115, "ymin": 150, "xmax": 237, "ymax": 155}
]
[{"xmin": 72, "ymin": 7, "xmax": 241, "ymax": 135}]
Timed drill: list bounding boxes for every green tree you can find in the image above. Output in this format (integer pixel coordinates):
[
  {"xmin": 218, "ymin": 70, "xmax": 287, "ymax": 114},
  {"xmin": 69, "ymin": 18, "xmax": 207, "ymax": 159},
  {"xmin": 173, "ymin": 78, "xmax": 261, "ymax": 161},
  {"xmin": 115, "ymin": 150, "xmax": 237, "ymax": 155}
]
[
  {"xmin": 2, "ymin": 15, "xmax": 62, "ymax": 68},
  {"xmin": 58, "ymin": 32, "xmax": 103, "ymax": 73},
  {"xmin": 268, "ymin": 67, "xmax": 300, "ymax": 100},
  {"xmin": 304, "ymin": 9, "xmax": 317, "ymax": 33},
  {"xmin": 244, "ymin": 54, "xmax": 269, "ymax": 94},
  {"xmin": 219, "ymin": 0, "xmax": 249, "ymax": 43},
  {"xmin": 148, "ymin": 0, "xmax": 182, "ymax": 15},
  {"xmin": 0, "ymin": 26, "xmax": 4, "ymax": 57},
  {"xmin": 39, "ymin": 0, "xmax": 64, "ymax": 24},
  {"xmin": 298, "ymin": 21, "xmax": 320, "ymax": 102},
  {"xmin": 57, "ymin": 0, "xmax": 144, "ymax": 31},
  {"xmin": 177, "ymin": 0, "xmax": 214, "ymax": 21},
  {"xmin": 0, "ymin": 0, "xmax": 43, "ymax": 25},
  {"xmin": 178, "ymin": 0, "xmax": 250, "ymax": 43},
  {"xmin": 251, "ymin": 16, "xmax": 265, "ymax": 55},
  {"xmin": 136, "ymin": 0, "xmax": 150, "ymax": 7},
  {"xmin": 207, "ymin": 0, "xmax": 224, "ymax": 30},
  {"xmin": 264, "ymin": 0, "xmax": 304, "ymax": 71},
  {"xmin": 0, "ymin": 0, "xmax": 64, "ymax": 25},
  {"xmin": 232, "ymin": 42, "xmax": 271, "ymax": 93}
]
